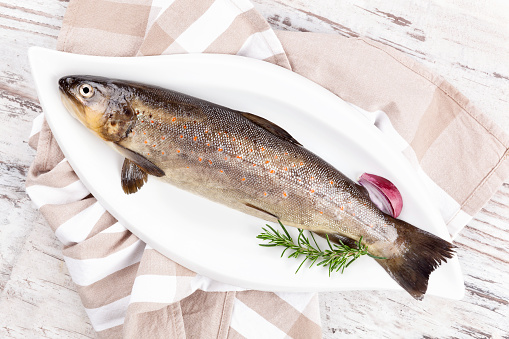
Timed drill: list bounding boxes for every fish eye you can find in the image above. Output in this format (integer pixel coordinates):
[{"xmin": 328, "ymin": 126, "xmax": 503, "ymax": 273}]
[{"xmin": 79, "ymin": 84, "xmax": 94, "ymax": 98}]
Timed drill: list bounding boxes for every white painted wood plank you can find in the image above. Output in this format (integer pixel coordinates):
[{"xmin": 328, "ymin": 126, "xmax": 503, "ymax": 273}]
[
  {"xmin": 0, "ymin": 220, "xmax": 96, "ymax": 338},
  {"xmin": 0, "ymin": 1, "xmax": 95, "ymax": 337}
]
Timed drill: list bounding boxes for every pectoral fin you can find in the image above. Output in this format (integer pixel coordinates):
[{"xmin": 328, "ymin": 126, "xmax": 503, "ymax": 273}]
[
  {"xmin": 121, "ymin": 159, "xmax": 148, "ymax": 194},
  {"xmin": 240, "ymin": 112, "xmax": 302, "ymax": 146},
  {"xmin": 114, "ymin": 144, "xmax": 165, "ymax": 177}
]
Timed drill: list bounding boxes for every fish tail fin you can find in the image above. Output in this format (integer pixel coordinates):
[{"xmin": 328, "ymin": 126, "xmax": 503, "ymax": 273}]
[{"xmin": 375, "ymin": 218, "xmax": 456, "ymax": 300}]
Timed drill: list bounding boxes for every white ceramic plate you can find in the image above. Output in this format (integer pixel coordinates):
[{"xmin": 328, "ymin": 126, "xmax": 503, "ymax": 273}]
[{"xmin": 29, "ymin": 47, "xmax": 464, "ymax": 299}]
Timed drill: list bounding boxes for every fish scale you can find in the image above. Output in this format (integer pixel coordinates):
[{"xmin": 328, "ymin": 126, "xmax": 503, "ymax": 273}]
[{"xmin": 59, "ymin": 75, "xmax": 456, "ymax": 300}]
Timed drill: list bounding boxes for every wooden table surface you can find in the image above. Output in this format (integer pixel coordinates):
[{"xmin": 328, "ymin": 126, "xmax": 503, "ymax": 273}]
[{"xmin": 1, "ymin": 0, "xmax": 508, "ymax": 338}]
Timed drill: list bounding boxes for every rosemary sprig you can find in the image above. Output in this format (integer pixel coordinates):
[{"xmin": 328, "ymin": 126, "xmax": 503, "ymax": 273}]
[{"xmin": 257, "ymin": 220, "xmax": 384, "ymax": 276}]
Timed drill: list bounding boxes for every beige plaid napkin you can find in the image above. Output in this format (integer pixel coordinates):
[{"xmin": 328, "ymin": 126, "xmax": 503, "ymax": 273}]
[{"xmin": 26, "ymin": 0, "xmax": 509, "ymax": 338}]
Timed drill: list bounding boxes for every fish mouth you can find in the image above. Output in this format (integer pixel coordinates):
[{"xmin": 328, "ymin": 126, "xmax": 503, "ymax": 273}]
[
  {"xmin": 58, "ymin": 76, "xmax": 84, "ymax": 121},
  {"xmin": 58, "ymin": 77, "xmax": 69, "ymax": 93},
  {"xmin": 58, "ymin": 76, "xmax": 76, "ymax": 99}
]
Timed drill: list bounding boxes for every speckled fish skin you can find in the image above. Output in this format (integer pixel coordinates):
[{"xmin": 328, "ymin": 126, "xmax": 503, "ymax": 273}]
[{"xmin": 58, "ymin": 76, "xmax": 455, "ymax": 300}]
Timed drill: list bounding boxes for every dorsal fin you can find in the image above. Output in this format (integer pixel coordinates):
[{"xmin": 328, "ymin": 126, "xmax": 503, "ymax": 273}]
[
  {"xmin": 240, "ymin": 112, "xmax": 302, "ymax": 146},
  {"xmin": 113, "ymin": 144, "xmax": 165, "ymax": 177}
]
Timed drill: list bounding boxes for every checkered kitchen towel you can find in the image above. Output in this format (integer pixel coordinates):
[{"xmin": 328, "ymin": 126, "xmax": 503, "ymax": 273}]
[{"xmin": 26, "ymin": 0, "xmax": 509, "ymax": 337}]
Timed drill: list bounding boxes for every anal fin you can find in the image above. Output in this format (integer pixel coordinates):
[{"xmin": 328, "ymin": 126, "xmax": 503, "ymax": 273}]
[
  {"xmin": 121, "ymin": 158, "xmax": 148, "ymax": 194},
  {"xmin": 313, "ymin": 231, "xmax": 358, "ymax": 249},
  {"xmin": 244, "ymin": 203, "xmax": 279, "ymax": 220}
]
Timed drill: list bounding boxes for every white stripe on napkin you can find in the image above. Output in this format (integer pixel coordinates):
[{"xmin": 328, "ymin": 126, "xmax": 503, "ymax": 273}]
[
  {"xmin": 55, "ymin": 201, "xmax": 106, "ymax": 246},
  {"xmin": 191, "ymin": 274, "xmax": 247, "ymax": 292},
  {"xmin": 237, "ymin": 29, "xmax": 285, "ymax": 60},
  {"xmin": 26, "ymin": 180, "xmax": 90, "ymax": 209},
  {"xmin": 64, "ymin": 239, "xmax": 145, "ymax": 286},
  {"xmin": 85, "ymin": 295, "xmax": 130, "ymax": 332},
  {"xmin": 174, "ymin": 0, "xmax": 253, "ymax": 53},
  {"xmin": 130, "ymin": 275, "xmax": 179, "ymax": 304},
  {"xmin": 275, "ymin": 291, "xmax": 316, "ymax": 314},
  {"xmin": 29, "ymin": 113, "xmax": 45, "ymax": 138},
  {"xmin": 230, "ymin": 298, "xmax": 288, "ymax": 339},
  {"xmin": 100, "ymin": 221, "xmax": 128, "ymax": 234}
]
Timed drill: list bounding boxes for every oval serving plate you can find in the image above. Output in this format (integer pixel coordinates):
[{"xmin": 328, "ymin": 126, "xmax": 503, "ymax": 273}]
[{"xmin": 29, "ymin": 47, "xmax": 463, "ymax": 299}]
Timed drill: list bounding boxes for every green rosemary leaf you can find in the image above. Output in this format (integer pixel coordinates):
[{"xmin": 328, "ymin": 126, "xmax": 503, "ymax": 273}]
[
  {"xmin": 310, "ymin": 232, "xmax": 321, "ymax": 252},
  {"xmin": 295, "ymin": 257, "xmax": 308, "ymax": 273},
  {"xmin": 280, "ymin": 247, "xmax": 289, "ymax": 258},
  {"xmin": 257, "ymin": 221, "xmax": 383, "ymax": 276},
  {"xmin": 326, "ymin": 234, "xmax": 334, "ymax": 251},
  {"xmin": 309, "ymin": 256, "xmax": 319, "ymax": 268},
  {"xmin": 278, "ymin": 220, "xmax": 292, "ymax": 241}
]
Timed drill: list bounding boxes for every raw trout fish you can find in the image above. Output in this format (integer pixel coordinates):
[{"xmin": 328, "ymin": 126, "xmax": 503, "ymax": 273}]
[{"xmin": 59, "ymin": 76, "xmax": 455, "ymax": 300}]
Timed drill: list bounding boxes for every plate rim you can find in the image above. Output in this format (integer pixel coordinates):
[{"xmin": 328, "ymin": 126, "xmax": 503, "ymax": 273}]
[{"xmin": 28, "ymin": 46, "xmax": 464, "ymax": 299}]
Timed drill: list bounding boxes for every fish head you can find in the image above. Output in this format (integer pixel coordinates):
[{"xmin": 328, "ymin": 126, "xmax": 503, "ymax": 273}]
[{"xmin": 58, "ymin": 75, "xmax": 136, "ymax": 142}]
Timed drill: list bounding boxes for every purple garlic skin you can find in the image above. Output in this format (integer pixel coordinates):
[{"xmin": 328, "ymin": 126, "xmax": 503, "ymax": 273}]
[{"xmin": 358, "ymin": 173, "xmax": 403, "ymax": 218}]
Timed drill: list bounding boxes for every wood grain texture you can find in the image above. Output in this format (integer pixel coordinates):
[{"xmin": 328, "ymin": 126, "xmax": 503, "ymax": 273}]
[
  {"xmin": 1, "ymin": 0, "xmax": 508, "ymax": 338},
  {"xmin": 0, "ymin": 1, "xmax": 91, "ymax": 337}
]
